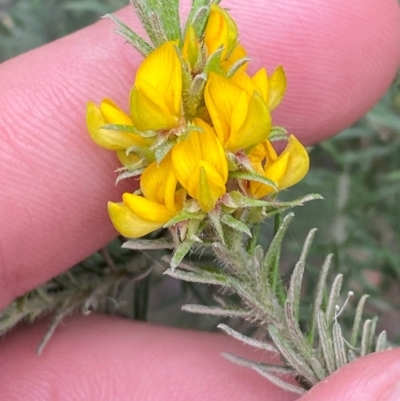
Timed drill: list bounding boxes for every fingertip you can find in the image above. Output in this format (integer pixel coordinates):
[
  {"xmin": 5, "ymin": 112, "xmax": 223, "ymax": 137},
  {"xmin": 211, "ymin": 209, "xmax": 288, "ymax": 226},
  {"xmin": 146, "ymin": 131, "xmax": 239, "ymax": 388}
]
[{"xmin": 299, "ymin": 349, "xmax": 400, "ymax": 401}]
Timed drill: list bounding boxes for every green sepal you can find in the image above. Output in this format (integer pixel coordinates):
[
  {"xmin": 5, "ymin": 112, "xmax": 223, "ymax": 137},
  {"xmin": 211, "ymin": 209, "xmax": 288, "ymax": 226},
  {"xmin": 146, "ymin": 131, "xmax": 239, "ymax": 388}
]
[
  {"xmin": 102, "ymin": 124, "xmax": 157, "ymax": 138},
  {"xmin": 204, "ymin": 47, "xmax": 224, "ymax": 75},
  {"xmin": 221, "ymin": 191, "xmax": 271, "ymax": 209},
  {"xmin": 170, "ymin": 239, "xmax": 196, "ymax": 271},
  {"xmin": 164, "ymin": 209, "xmax": 206, "ymax": 228},
  {"xmin": 229, "ymin": 170, "xmax": 277, "ymax": 190},
  {"xmin": 268, "ymin": 126, "xmax": 288, "ymax": 142},
  {"xmin": 221, "ymin": 213, "xmax": 252, "ymax": 237},
  {"xmin": 115, "ymin": 168, "xmax": 146, "ymax": 184},
  {"xmin": 226, "ymin": 56, "xmax": 251, "ymax": 78},
  {"xmin": 184, "ymin": 0, "xmax": 211, "ymax": 38},
  {"xmin": 208, "ymin": 208, "xmax": 225, "ymax": 244}
]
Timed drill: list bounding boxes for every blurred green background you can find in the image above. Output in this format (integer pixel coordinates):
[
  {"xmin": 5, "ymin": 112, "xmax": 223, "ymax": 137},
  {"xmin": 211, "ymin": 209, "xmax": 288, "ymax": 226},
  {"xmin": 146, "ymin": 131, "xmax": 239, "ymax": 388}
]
[{"xmin": 1, "ymin": 0, "xmax": 400, "ymax": 340}]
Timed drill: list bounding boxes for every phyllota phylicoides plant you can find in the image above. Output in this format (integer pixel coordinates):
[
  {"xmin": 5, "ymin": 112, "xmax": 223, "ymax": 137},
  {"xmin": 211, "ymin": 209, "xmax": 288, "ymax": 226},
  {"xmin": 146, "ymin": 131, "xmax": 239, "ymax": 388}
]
[{"xmin": 85, "ymin": 0, "xmax": 390, "ymax": 395}]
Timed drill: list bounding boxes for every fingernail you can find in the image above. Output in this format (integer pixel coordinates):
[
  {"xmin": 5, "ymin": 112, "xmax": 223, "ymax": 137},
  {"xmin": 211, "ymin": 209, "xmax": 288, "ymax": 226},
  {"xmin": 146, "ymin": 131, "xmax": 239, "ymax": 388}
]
[{"xmin": 379, "ymin": 382, "xmax": 400, "ymax": 401}]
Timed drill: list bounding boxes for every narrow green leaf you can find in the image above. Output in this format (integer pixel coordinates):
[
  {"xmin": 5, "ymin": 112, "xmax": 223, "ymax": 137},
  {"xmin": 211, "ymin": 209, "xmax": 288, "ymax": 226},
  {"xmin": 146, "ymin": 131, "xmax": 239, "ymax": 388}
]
[
  {"xmin": 104, "ymin": 14, "xmax": 153, "ymax": 56},
  {"xmin": 309, "ymin": 254, "xmax": 333, "ymax": 345},
  {"xmin": 350, "ymin": 294, "xmax": 369, "ymax": 347},
  {"xmin": 170, "ymin": 239, "xmax": 195, "ymax": 271},
  {"xmin": 360, "ymin": 319, "xmax": 373, "ymax": 357},
  {"xmin": 218, "ymin": 324, "xmax": 278, "ymax": 352},
  {"xmin": 182, "ymin": 304, "xmax": 248, "ymax": 317},
  {"xmin": 288, "ymin": 229, "xmax": 317, "ymax": 322},
  {"xmin": 375, "ymin": 331, "xmax": 388, "ymax": 352},
  {"xmin": 325, "ymin": 274, "xmax": 343, "ymax": 327},
  {"xmin": 158, "ymin": 0, "xmax": 181, "ymax": 41},
  {"xmin": 165, "ymin": 268, "xmax": 229, "ymax": 286},
  {"xmin": 317, "ymin": 311, "xmax": 336, "ymax": 374},
  {"xmin": 284, "ymin": 301, "xmax": 326, "ymax": 381},
  {"xmin": 262, "ymin": 213, "xmax": 294, "ymax": 280},
  {"xmin": 122, "ymin": 238, "xmax": 175, "ymax": 250},
  {"xmin": 130, "ymin": 0, "xmax": 165, "ymax": 47},
  {"xmin": 269, "ymin": 326, "xmax": 317, "ymax": 386},
  {"xmin": 332, "ymin": 322, "xmax": 347, "ymax": 369}
]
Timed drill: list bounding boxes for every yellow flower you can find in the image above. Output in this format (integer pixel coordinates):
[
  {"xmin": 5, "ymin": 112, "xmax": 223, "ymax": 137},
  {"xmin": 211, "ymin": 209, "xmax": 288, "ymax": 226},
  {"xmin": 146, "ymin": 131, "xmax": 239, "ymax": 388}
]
[
  {"xmin": 204, "ymin": 72, "xmax": 271, "ymax": 153},
  {"xmin": 172, "ymin": 118, "xmax": 228, "ymax": 212},
  {"xmin": 130, "ymin": 41, "xmax": 183, "ymax": 131},
  {"xmin": 248, "ymin": 135, "xmax": 309, "ymax": 199},
  {"xmin": 204, "ymin": 4, "xmax": 239, "ymax": 60},
  {"xmin": 108, "ymin": 153, "xmax": 185, "ymax": 238},
  {"xmin": 86, "ymin": 99, "xmax": 148, "ymax": 150},
  {"xmin": 231, "ymin": 67, "xmax": 287, "ymax": 111}
]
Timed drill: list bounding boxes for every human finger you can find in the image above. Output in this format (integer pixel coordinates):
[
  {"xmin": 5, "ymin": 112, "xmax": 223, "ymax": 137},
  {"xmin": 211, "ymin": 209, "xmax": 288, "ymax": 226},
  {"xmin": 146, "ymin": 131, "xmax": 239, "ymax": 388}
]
[
  {"xmin": 0, "ymin": 314, "xmax": 297, "ymax": 401},
  {"xmin": 299, "ymin": 347, "xmax": 400, "ymax": 401}
]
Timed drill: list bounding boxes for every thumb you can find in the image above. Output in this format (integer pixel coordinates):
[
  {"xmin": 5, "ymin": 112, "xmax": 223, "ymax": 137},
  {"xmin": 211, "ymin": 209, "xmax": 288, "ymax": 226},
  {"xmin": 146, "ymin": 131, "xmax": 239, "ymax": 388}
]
[{"xmin": 299, "ymin": 349, "xmax": 400, "ymax": 401}]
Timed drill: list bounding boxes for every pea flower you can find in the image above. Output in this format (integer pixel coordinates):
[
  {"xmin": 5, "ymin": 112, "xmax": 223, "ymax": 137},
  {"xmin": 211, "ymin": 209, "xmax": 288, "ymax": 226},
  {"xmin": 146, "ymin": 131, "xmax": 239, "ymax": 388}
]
[
  {"xmin": 204, "ymin": 72, "xmax": 271, "ymax": 153},
  {"xmin": 86, "ymin": 99, "xmax": 148, "ymax": 150},
  {"xmin": 172, "ymin": 118, "xmax": 228, "ymax": 212},
  {"xmin": 108, "ymin": 153, "xmax": 185, "ymax": 238},
  {"xmin": 130, "ymin": 41, "xmax": 183, "ymax": 131},
  {"xmin": 248, "ymin": 135, "xmax": 310, "ymax": 199}
]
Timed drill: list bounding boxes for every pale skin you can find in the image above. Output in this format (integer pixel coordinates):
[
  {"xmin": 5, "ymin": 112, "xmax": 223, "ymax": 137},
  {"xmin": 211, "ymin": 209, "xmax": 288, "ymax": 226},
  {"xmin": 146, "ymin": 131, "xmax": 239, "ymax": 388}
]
[{"xmin": 1, "ymin": 0, "xmax": 400, "ymax": 399}]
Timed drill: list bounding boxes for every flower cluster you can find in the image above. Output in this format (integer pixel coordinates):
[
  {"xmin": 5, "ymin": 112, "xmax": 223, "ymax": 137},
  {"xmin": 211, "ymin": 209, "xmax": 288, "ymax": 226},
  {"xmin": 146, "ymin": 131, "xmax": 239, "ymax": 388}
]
[{"xmin": 86, "ymin": 4, "xmax": 309, "ymax": 239}]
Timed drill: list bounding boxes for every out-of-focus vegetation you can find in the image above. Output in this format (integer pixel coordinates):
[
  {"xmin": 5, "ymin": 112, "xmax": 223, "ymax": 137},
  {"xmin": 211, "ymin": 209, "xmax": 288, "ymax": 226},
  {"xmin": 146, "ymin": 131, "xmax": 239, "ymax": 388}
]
[{"xmin": 1, "ymin": 0, "xmax": 399, "ymax": 340}]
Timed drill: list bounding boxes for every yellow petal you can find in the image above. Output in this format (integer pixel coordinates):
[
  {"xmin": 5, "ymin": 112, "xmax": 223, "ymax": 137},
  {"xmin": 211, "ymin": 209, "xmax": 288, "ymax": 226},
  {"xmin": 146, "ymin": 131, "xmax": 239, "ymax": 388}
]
[
  {"xmin": 187, "ymin": 162, "xmax": 227, "ymax": 211},
  {"xmin": 221, "ymin": 43, "xmax": 247, "ymax": 73},
  {"xmin": 204, "ymin": 4, "xmax": 238, "ymax": 59},
  {"xmin": 172, "ymin": 119, "xmax": 228, "ymax": 210},
  {"xmin": 130, "ymin": 41, "xmax": 182, "ymax": 130},
  {"xmin": 123, "ymin": 193, "xmax": 175, "ymax": 223},
  {"xmin": 205, "ymin": 73, "xmax": 243, "ymax": 145},
  {"xmin": 86, "ymin": 101, "xmax": 147, "ymax": 150},
  {"xmin": 276, "ymin": 135, "xmax": 309, "ymax": 190},
  {"xmin": 116, "ymin": 150, "xmax": 140, "ymax": 167},
  {"xmin": 100, "ymin": 99, "xmax": 132, "ymax": 125},
  {"xmin": 268, "ymin": 66, "xmax": 287, "ymax": 110},
  {"xmin": 251, "ymin": 68, "xmax": 269, "ymax": 104},
  {"xmin": 196, "ymin": 166, "xmax": 217, "ymax": 212},
  {"xmin": 249, "ymin": 153, "xmax": 288, "ymax": 199},
  {"xmin": 108, "ymin": 201, "xmax": 163, "ymax": 238},
  {"xmin": 225, "ymin": 91, "xmax": 271, "ymax": 153},
  {"xmin": 205, "ymin": 73, "xmax": 271, "ymax": 153},
  {"xmin": 140, "ymin": 153, "xmax": 178, "ymax": 212}
]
